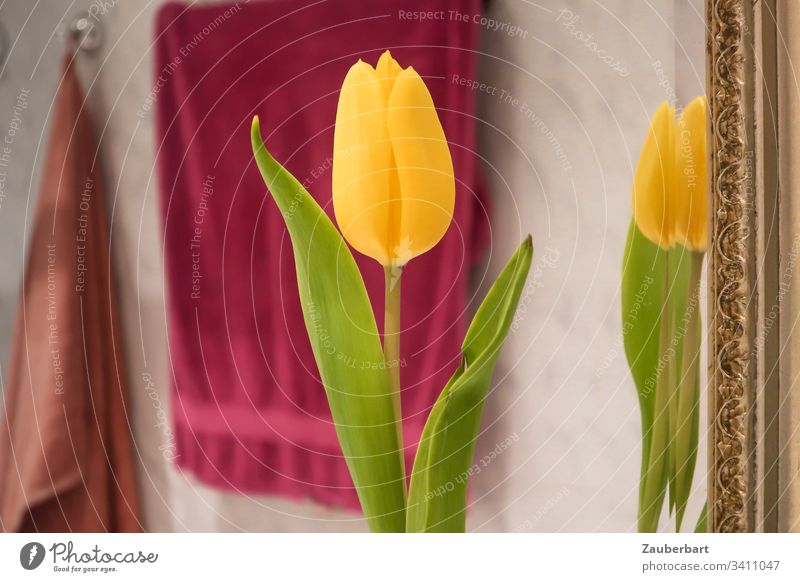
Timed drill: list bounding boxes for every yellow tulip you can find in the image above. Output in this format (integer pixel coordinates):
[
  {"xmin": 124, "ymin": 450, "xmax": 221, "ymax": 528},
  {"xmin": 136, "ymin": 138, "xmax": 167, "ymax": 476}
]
[
  {"xmin": 332, "ymin": 51, "xmax": 455, "ymax": 267},
  {"xmin": 674, "ymin": 96, "xmax": 707, "ymax": 252},
  {"xmin": 632, "ymin": 97, "xmax": 707, "ymax": 252},
  {"xmin": 632, "ymin": 102, "xmax": 676, "ymax": 250}
]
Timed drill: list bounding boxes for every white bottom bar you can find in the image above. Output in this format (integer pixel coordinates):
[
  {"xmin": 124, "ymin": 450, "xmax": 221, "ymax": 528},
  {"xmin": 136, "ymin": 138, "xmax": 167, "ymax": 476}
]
[{"xmin": 0, "ymin": 533, "xmax": 796, "ymax": 580}]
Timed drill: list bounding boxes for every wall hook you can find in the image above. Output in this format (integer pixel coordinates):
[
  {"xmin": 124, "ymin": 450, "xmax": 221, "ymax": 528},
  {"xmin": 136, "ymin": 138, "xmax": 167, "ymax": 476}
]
[{"xmin": 60, "ymin": 12, "xmax": 102, "ymax": 52}]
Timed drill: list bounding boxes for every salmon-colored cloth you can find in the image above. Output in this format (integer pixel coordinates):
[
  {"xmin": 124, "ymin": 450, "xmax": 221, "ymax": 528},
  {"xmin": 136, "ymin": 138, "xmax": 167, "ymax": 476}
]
[{"xmin": 0, "ymin": 54, "xmax": 141, "ymax": 532}]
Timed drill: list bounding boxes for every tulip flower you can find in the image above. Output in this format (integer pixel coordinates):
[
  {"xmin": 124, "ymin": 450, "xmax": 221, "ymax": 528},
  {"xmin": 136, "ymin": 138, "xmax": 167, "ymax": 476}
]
[
  {"xmin": 624, "ymin": 96, "xmax": 707, "ymax": 533},
  {"xmin": 332, "ymin": 51, "xmax": 456, "ymax": 461},
  {"xmin": 632, "ymin": 97, "xmax": 707, "ymax": 252},
  {"xmin": 332, "ymin": 50, "xmax": 455, "ymax": 268},
  {"xmin": 252, "ymin": 59, "xmax": 531, "ymax": 530},
  {"xmin": 674, "ymin": 97, "xmax": 707, "ymax": 252}
]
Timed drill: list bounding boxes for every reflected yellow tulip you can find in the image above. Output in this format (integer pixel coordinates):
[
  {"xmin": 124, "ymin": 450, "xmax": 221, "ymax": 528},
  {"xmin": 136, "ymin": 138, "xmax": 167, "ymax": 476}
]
[
  {"xmin": 632, "ymin": 97, "xmax": 707, "ymax": 252},
  {"xmin": 633, "ymin": 102, "xmax": 675, "ymax": 250},
  {"xmin": 674, "ymin": 96, "xmax": 707, "ymax": 252},
  {"xmin": 332, "ymin": 51, "xmax": 455, "ymax": 267}
]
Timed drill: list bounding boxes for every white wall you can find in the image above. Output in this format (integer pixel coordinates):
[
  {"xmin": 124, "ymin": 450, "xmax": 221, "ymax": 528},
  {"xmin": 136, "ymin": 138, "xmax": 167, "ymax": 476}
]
[{"xmin": 0, "ymin": 0, "xmax": 706, "ymax": 532}]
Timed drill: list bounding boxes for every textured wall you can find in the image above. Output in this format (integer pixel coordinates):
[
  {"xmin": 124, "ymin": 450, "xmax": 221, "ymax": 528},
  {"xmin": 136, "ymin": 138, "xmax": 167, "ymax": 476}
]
[{"xmin": 0, "ymin": 0, "xmax": 705, "ymax": 532}]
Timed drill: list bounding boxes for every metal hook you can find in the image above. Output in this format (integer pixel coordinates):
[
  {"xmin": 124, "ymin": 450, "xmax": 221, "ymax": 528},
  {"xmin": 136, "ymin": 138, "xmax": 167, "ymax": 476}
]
[{"xmin": 60, "ymin": 11, "xmax": 102, "ymax": 52}]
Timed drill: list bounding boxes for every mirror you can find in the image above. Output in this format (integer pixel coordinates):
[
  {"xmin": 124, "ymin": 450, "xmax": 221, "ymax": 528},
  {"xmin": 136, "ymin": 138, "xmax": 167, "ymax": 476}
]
[{"xmin": 0, "ymin": 0, "xmax": 797, "ymax": 535}]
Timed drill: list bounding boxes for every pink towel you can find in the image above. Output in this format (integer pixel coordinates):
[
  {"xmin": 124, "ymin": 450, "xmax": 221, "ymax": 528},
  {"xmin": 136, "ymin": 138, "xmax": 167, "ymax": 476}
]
[{"xmin": 154, "ymin": 0, "xmax": 490, "ymax": 510}]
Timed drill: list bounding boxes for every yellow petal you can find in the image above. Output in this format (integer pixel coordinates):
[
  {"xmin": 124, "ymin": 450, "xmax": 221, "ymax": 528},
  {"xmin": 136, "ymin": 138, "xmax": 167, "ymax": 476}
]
[
  {"xmin": 332, "ymin": 60, "xmax": 399, "ymax": 265},
  {"xmin": 376, "ymin": 50, "xmax": 402, "ymax": 99},
  {"xmin": 633, "ymin": 102, "xmax": 676, "ymax": 249},
  {"xmin": 386, "ymin": 67, "xmax": 455, "ymax": 264},
  {"xmin": 674, "ymin": 96, "xmax": 707, "ymax": 252}
]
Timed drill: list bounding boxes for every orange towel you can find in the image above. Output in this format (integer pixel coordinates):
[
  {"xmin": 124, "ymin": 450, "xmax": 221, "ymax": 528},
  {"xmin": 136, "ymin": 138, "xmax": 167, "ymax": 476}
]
[{"xmin": 0, "ymin": 52, "xmax": 140, "ymax": 532}]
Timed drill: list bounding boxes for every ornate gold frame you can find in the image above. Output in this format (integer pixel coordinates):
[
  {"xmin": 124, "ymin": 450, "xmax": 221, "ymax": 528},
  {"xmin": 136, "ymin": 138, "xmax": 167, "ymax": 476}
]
[
  {"xmin": 707, "ymin": 0, "xmax": 798, "ymax": 533},
  {"xmin": 707, "ymin": 0, "xmax": 752, "ymax": 534}
]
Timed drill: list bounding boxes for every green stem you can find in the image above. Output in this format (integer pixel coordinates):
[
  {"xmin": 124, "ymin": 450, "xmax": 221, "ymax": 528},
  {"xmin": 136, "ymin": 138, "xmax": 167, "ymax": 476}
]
[
  {"xmin": 384, "ymin": 265, "xmax": 407, "ymax": 500},
  {"xmin": 673, "ymin": 251, "xmax": 704, "ymax": 531},
  {"xmin": 667, "ymin": 250, "xmax": 679, "ymax": 512},
  {"xmin": 640, "ymin": 253, "xmax": 672, "ymax": 533}
]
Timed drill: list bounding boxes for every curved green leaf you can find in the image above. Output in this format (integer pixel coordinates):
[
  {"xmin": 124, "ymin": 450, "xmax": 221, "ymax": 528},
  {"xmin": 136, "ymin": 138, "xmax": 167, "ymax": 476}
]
[
  {"xmin": 251, "ymin": 117, "xmax": 405, "ymax": 532},
  {"xmin": 407, "ymin": 237, "xmax": 533, "ymax": 532},
  {"xmin": 622, "ymin": 221, "xmax": 666, "ymax": 532}
]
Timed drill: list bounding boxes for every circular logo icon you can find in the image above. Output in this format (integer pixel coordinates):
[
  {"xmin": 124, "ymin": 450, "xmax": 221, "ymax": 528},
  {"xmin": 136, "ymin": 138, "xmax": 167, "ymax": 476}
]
[{"xmin": 19, "ymin": 542, "xmax": 46, "ymax": 570}]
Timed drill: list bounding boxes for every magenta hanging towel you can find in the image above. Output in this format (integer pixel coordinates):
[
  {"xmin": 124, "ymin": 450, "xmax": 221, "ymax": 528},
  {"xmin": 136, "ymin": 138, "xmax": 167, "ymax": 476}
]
[{"xmin": 154, "ymin": 0, "xmax": 491, "ymax": 510}]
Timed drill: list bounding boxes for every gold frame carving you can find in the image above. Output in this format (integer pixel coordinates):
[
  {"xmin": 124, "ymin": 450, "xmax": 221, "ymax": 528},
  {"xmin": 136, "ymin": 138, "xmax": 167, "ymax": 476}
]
[
  {"xmin": 707, "ymin": 0, "xmax": 754, "ymax": 534},
  {"xmin": 707, "ymin": 0, "xmax": 791, "ymax": 533}
]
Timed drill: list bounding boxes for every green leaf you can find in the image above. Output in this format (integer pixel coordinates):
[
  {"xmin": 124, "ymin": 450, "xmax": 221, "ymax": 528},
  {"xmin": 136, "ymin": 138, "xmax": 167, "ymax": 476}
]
[
  {"xmin": 694, "ymin": 502, "xmax": 707, "ymax": 533},
  {"xmin": 671, "ymin": 251, "xmax": 703, "ymax": 530},
  {"xmin": 622, "ymin": 221, "xmax": 666, "ymax": 532},
  {"xmin": 251, "ymin": 117, "xmax": 405, "ymax": 532},
  {"xmin": 665, "ymin": 244, "xmax": 692, "ymax": 517},
  {"xmin": 406, "ymin": 237, "xmax": 533, "ymax": 532},
  {"xmin": 622, "ymin": 221, "xmax": 699, "ymax": 532}
]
